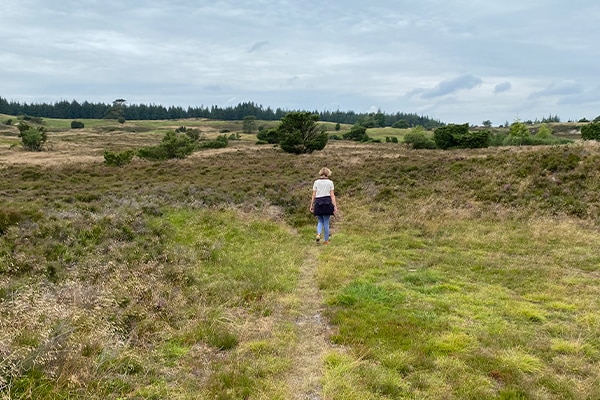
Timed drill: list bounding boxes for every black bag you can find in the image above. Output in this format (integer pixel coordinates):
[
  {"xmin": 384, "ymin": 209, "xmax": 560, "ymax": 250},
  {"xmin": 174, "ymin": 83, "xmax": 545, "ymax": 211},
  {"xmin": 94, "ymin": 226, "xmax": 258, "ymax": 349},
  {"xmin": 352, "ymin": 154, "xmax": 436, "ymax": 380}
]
[{"xmin": 313, "ymin": 196, "xmax": 334, "ymax": 216}]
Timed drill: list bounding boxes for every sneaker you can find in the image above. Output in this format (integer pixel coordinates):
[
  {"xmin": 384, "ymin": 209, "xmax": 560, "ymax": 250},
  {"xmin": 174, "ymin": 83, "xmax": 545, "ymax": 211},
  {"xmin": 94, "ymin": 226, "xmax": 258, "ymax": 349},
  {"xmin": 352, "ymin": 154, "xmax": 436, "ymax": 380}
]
[
  {"xmin": 315, "ymin": 234, "xmax": 321, "ymax": 243},
  {"xmin": 323, "ymin": 241, "xmax": 330, "ymax": 245}
]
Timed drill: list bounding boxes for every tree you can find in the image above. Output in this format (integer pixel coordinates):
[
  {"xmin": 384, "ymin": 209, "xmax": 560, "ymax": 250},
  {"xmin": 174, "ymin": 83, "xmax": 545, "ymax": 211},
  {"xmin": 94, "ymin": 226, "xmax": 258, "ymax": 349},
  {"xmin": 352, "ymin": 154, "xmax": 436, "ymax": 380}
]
[
  {"xmin": 581, "ymin": 122, "xmax": 600, "ymax": 140},
  {"xmin": 482, "ymin": 120, "xmax": 492, "ymax": 127},
  {"xmin": 17, "ymin": 122, "xmax": 47, "ymax": 151},
  {"xmin": 242, "ymin": 116, "xmax": 257, "ymax": 134},
  {"xmin": 277, "ymin": 112, "xmax": 328, "ymax": 154}
]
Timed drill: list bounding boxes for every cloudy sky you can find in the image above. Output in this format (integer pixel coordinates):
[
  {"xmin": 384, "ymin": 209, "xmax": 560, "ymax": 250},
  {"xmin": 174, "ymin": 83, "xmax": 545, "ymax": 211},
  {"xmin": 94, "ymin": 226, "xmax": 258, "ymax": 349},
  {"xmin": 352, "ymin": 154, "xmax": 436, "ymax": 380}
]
[{"xmin": 2, "ymin": 0, "xmax": 599, "ymax": 125}]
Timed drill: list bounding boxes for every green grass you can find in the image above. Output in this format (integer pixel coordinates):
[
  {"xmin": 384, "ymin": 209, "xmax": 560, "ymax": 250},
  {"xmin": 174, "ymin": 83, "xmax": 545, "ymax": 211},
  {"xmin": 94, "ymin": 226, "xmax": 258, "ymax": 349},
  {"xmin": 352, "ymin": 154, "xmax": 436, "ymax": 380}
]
[
  {"xmin": 318, "ymin": 201, "xmax": 600, "ymax": 399},
  {"xmin": 2, "ymin": 119, "xmax": 600, "ymax": 398}
]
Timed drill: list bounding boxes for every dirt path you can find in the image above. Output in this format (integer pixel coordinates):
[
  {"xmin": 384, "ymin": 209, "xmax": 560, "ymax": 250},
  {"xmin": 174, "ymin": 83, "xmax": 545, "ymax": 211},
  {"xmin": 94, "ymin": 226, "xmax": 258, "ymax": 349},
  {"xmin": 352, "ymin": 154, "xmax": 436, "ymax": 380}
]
[{"xmin": 286, "ymin": 246, "xmax": 331, "ymax": 400}]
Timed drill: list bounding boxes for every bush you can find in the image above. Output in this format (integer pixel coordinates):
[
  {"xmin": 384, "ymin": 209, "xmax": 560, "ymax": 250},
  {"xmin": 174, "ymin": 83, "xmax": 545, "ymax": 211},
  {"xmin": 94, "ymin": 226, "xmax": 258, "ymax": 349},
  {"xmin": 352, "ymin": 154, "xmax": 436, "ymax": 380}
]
[
  {"xmin": 185, "ymin": 128, "xmax": 202, "ymax": 142},
  {"xmin": 404, "ymin": 131, "xmax": 436, "ymax": 149},
  {"xmin": 457, "ymin": 129, "xmax": 491, "ymax": 149},
  {"xmin": 104, "ymin": 150, "xmax": 135, "ymax": 166},
  {"xmin": 343, "ymin": 125, "xmax": 369, "ymax": 142},
  {"xmin": 433, "ymin": 124, "xmax": 467, "ymax": 149},
  {"xmin": 433, "ymin": 124, "xmax": 490, "ymax": 149},
  {"xmin": 535, "ymin": 124, "xmax": 553, "ymax": 139},
  {"xmin": 581, "ymin": 122, "xmax": 600, "ymax": 140},
  {"xmin": 71, "ymin": 120, "xmax": 85, "ymax": 129},
  {"xmin": 17, "ymin": 122, "xmax": 47, "ymax": 151},
  {"xmin": 256, "ymin": 128, "xmax": 280, "ymax": 144},
  {"xmin": 137, "ymin": 131, "xmax": 195, "ymax": 161},
  {"xmin": 198, "ymin": 135, "xmax": 229, "ymax": 149}
]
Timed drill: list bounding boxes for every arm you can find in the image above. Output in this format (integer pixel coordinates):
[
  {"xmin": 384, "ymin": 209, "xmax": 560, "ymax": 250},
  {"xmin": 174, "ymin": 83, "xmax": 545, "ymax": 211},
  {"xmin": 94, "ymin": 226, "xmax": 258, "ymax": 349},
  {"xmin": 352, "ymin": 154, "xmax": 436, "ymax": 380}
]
[
  {"xmin": 310, "ymin": 190, "xmax": 316, "ymax": 212},
  {"xmin": 330, "ymin": 190, "xmax": 337, "ymax": 213}
]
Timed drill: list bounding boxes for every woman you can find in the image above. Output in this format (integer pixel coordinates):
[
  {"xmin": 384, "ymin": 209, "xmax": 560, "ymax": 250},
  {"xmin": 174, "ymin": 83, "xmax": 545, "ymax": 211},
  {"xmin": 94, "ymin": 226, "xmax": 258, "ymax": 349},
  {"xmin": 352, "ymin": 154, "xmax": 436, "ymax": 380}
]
[{"xmin": 310, "ymin": 167, "xmax": 338, "ymax": 244}]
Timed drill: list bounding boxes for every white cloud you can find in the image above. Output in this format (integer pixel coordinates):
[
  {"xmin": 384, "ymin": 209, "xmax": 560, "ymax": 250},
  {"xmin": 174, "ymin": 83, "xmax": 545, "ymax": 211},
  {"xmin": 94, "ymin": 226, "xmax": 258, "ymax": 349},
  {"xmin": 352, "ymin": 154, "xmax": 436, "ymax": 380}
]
[{"xmin": 494, "ymin": 82, "xmax": 512, "ymax": 94}]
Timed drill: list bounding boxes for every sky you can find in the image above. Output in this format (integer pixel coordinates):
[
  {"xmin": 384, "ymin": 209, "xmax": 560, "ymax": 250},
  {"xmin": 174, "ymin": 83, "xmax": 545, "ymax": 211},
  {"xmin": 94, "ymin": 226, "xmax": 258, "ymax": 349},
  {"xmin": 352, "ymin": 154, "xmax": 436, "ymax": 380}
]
[{"xmin": 2, "ymin": 0, "xmax": 599, "ymax": 125}]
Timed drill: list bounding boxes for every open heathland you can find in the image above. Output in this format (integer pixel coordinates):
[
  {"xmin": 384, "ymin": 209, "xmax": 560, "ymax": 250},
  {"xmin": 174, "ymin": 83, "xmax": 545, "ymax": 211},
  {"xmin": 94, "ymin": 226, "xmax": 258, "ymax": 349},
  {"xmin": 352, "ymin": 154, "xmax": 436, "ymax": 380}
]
[{"xmin": 1, "ymin": 117, "xmax": 600, "ymax": 399}]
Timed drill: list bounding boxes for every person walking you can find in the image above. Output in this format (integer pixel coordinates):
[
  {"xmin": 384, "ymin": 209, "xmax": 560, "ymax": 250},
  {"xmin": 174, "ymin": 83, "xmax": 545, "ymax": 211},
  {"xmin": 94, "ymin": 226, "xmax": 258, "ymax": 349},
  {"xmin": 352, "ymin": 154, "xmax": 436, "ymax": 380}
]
[{"xmin": 310, "ymin": 167, "xmax": 337, "ymax": 244}]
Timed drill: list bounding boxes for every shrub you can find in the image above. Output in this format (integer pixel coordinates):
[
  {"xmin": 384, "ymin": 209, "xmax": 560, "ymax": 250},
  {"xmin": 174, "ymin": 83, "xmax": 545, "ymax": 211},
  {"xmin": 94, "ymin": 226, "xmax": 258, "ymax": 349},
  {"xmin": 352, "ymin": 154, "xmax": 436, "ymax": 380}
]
[
  {"xmin": 433, "ymin": 124, "xmax": 490, "ymax": 149},
  {"xmin": 535, "ymin": 124, "xmax": 553, "ymax": 139},
  {"xmin": 457, "ymin": 129, "xmax": 490, "ymax": 149},
  {"xmin": 343, "ymin": 125, "xmax": 369, "ymax": 142},
  {"xmin": 71, "ymin": 120, "xmax": 85, "ymax": 129},
  {"xmin": 198, "ymin": 134, "xmax": 229, "ymax": 149},
  {"xmin": 581, "ymin": 122, "xmax": 600, "ymax": 140},
  {"xmin": 404, "ymin": 130, "xmax": 436, "ymax": 149},
  {"xmin": 17, "ymin": 122, "xmax": 47, "ymax": 151},
  {"xmin": 433, "ymin": 124, "xmax": 467, "ymax": 149},
  {"xmin": 137, "ymin": 131, "xmax": 195, "ymax": 161},
  {"xmin": 185, "ymin": 128, "xmax": 202, "ymax": 142},
  {"xmin": 104, "ymin": 150, "xmax": 135, "ymax": 166},
  {"xmin": 256, "ymin": 128, "xmax": 280, "ymax": 144}
]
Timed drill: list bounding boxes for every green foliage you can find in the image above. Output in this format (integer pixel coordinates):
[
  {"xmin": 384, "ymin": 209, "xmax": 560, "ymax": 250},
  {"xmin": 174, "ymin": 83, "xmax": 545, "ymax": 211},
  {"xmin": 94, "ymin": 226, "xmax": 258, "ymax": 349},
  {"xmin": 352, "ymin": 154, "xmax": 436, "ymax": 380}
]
[
  {"xmin": 137, "ymin": 131, "xmax": 195, "ymax": 160},
  {"xmin": 103, "ymin": 150, "xmax": 135, "ymax": 167},
  {"xmin": 385, "ymin": 136, "xmax": 399, "ymax": 143},
  {"xmin": 403, "ymin": 127, "xmax": 436, "ymax": 149},
  {"xmin": 185, "ymin": 128, "xmax": 202, "ymax": 142},
  {"xmin": 392, "ymin": 119, "xmax": 409, "ymax": 129},
  {"xmin": 433, "ymin": 123, "xmax": 467, "ymax": 149},
  {"xmin": 256, "ymin": 128, "xmax": 279, "ymax": 144},
  {"xmin": 343, "ymin": 124, "xmax": 369, "ymax": 142},
  {"xmin": 17, "ymin": 122, "xmax": 48, "ymax": 151},
  {"xmin": 335, "ymin": 122, "xmax": 341, "ymax": 131},
  {"xmin": 581, "ymin": 121, "xmax": 600, "ymax": 140},
  {"xmin": 501, "ymin": 127, "xmax": 572, "ymax": 146},
  {"xmin": 278, "ymin": 112, "xmax": 328, "ymax": 154},
  {"xmin": 458, "ymin": 129, "xmax": 491, "ymax": 149},
  {"xmin": 197, "ymin": 134, "xmax": 229, "ymax": 149},
  {"xmin": 242, "ymin": 115, "xmax": 257, "ymax": 134},
  {"xmin": 70, "ymin": 120, "xmax": 85, "ymax": 129},
  {"xmin": 433, "ymin": 124, "xmax": 490, "ymax": 149},
  {"xmin": 509, "ymin": 121, "xmax": 531, "ymax": 138},
  {"xmin": 535, "ymin": 123, "xmax": 553, "ymax": 139}
]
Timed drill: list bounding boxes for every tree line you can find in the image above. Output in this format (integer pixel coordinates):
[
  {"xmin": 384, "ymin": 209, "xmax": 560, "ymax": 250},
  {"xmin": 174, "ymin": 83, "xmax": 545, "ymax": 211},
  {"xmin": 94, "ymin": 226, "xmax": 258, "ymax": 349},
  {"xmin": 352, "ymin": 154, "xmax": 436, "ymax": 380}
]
[{"xmin": 0, "ymin": 96, "xmax": 443, "ymax": 128}]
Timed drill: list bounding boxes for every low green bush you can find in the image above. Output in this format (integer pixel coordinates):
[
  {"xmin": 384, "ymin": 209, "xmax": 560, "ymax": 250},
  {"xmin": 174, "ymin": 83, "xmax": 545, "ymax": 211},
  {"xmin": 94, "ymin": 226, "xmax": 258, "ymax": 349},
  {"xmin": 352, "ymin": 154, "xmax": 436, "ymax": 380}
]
[
  {"xmin": 404, "ymin": 131, "xmax": 436, "ymax": 149},
  {"xmin": 104, "ymin": 150, "xmax": 135, "ymax": 166},
  {"xmin": 581, "ymin": 121, "xmax": 600, "ymax": 140},
  {"xmin": 138, "ymin": 131, "xmax": 195, "ymax": 160}
]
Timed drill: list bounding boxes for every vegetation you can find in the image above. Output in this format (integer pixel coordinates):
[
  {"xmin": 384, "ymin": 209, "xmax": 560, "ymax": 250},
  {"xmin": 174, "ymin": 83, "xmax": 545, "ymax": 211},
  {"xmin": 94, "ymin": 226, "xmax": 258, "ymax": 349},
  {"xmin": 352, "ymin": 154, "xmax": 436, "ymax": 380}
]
[
  {"xmin": 70, "ymin": 120, "xmax": 85, "ymax": 129},
  {"xmin": 581, "ymin": 121, "xmax": 600, "ymax": 140},
  {"xmin": 404, "ymin": 126, "xmax": 437, "ymax": 149},
  {"xmin": 277, "ymin": 112, "xmax": 328, "ymax": 154},
  {"xmin": 0, "ymin": 96, "xmax": 443, "ymax": 128},
  {"xmin": 1, "ymin": 116, "xmax": 600, "ymax": 398},
  {"xmin": 17, "ymin": 122, "xmax": 48, "ymax": 151}
]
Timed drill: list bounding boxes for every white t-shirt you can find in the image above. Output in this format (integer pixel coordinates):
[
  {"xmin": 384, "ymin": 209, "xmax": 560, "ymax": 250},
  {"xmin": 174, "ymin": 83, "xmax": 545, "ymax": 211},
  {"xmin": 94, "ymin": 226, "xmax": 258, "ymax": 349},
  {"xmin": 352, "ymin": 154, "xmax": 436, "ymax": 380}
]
[{"xmin": 313, "ymin": 178, "xmax": 334, "ymax": 198}]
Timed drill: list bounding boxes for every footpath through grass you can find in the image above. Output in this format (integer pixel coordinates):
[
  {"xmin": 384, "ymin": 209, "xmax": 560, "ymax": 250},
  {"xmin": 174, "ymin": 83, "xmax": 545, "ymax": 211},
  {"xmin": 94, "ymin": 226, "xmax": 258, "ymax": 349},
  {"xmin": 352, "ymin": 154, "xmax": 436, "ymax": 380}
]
[
  {"xmin": 317, "ymin": 200, "xmax": 600, "ymax": 399},
  {"xmin": 3, "ymin": 132, "xmax": 600, "ymax": 399}
]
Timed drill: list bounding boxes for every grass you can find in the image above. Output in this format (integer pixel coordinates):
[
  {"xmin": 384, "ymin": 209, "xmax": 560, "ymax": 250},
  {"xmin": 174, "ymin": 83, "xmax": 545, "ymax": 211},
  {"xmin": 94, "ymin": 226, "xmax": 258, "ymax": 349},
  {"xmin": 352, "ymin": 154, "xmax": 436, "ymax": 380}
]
[{"xmin": 1, "ymin": 117, "xmax": 600, "ymax": 398}]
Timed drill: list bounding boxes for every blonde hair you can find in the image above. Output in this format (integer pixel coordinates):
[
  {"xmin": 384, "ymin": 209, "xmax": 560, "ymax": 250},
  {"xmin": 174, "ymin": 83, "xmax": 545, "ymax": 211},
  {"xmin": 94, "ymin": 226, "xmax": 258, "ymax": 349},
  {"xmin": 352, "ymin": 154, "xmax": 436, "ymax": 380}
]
[{"xmin": 319, "ymin": 167, "xmax": 331, "ymax": 178}]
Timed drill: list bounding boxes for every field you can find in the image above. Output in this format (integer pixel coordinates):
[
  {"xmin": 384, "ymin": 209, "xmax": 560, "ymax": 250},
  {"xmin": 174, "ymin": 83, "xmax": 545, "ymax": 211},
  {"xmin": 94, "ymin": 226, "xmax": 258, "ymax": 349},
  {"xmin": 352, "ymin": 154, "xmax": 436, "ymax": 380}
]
[{"xmin": 1, "ymin": 117, "xmax": 600, "ymax": 399}]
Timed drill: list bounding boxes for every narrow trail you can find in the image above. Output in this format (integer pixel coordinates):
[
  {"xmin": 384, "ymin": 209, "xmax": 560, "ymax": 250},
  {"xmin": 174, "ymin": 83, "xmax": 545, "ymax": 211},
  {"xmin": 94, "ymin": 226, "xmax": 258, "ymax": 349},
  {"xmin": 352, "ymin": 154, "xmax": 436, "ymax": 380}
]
[{"xmin": 286, "ymin": 245, "xmax": 332, "ymax": 400}]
